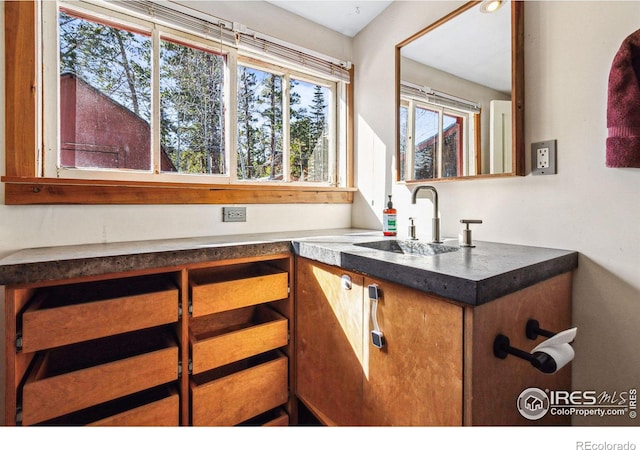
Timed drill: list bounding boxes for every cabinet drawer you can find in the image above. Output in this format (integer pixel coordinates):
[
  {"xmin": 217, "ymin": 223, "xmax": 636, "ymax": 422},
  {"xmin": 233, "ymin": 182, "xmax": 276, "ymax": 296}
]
[
  {"xmin": 190, "ymin": 264, "xmax": 288, "ymax": 317},
  {"xmin": 21, "ymin": 327, "xmax": 179, "ymax": 425},
  {"xmin": 238, "ymin": 408, "xmax": 289, "ymax": 426},
  {"xmin": 21, "ymin": 275, "xmax": 179, "ymax": 353},
  {"xmin": 261, "ymin": 410, "xmax": 289, "ymax": 426},
  {"xmin": 41, "ymin": 385, "xmax": 179, "ymax": 426},
  {"xmin": 190, "ymin": 351, "xmax": 288, "ymax": 426},
  {"xmin": 89, "ymin": 387, "xmax": 179, "ymax": 426},
  {"xmin": 190, "ymin": 305, "xmax": 288, "ymax": 374}
]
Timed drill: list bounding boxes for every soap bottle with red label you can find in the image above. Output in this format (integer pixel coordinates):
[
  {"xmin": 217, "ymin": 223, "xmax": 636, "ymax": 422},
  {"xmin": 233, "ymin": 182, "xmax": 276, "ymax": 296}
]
[{"xmin": 383, "ymin": 195, "xmax": 397, "ymax": 236}]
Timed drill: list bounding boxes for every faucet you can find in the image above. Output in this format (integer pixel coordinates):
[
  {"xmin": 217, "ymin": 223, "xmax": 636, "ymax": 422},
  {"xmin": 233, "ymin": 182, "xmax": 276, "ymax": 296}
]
[{"xmin": 410, "ymin": 185, "xmax": 442, "ymax": 243}]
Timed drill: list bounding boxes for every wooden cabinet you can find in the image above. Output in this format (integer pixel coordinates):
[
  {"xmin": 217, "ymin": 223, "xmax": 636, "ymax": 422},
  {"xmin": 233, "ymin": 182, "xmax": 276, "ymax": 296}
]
[
  {"xmin": 4, "ymin": 255, "xmax": 293, "ymax": 426},
  {"xmin": 362, "ymin": 279, "xmax": 463, "ymax": 426},
  {"xmin": 296, "ymin": 258, "xmax": 462, "ymax": 426},
  {"xmin": 296, "ymin": 259, "xmax": 365, "ymax": 425},
  {"xmin": 295, "ymin": 257, "xmax": 572, "ymax": 426},
  {"xmin": 187, "ymin": 260, "xmax": 292, "ymax": 426}
]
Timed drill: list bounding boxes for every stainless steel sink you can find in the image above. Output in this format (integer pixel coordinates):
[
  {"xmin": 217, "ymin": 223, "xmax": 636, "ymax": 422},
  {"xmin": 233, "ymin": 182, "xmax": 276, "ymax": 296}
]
[{"xmin": 354, "ymin": 239, "xmax": 459, "ymax": 256}]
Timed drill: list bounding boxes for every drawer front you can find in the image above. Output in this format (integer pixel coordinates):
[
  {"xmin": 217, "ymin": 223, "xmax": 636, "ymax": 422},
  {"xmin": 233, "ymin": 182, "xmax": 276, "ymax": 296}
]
[
  {"xmin": 191, "ymin": 271, "xmax": 288, "ymax": 317},
  {"xmin": 89, "ymin": 392, "xmax": 180, "ymax": 426},
  {"xmin": 22, "ymin": 288, "xmax": 178, "ymax": 353},
  {"xmin": 260, "ymin": 410, "xmax": 289, "ymax": 426},
  {"xmin": 191, "ymin": 315, "xmax": 288, "ymax": 374},
  {"xmin": 191, "ymin": 355, "xmax": 288, "ymax": 426},
  {"xmin": 22, "ymin": 346, "xmax": 178, "ymax": 425}
]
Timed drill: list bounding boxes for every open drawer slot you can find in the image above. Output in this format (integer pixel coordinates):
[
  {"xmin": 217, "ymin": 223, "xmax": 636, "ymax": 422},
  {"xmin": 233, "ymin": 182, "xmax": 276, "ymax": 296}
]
[
  {"xmin": 237, "ymin": 408, "xmax": 289, "ymax": 426},
  {"xmin": 190, "ymin": 305, "xmax": 288, "ymax": 374},
  {"xmin": 190, "ymin": 351, "xmax": 288, "ymax": 426},
  {"xmin": 21, "ymin": 274, "xmax": 179, "ymax": 353},
  {"xmin": 189, "ymin": 263, "xmax": 288, "ymax": 317},
  {"xmin": 21, "ymin": 326, "xmax": 179, "ymax": 426},
  {"xmin": 39, "ymin": 384, "xmax": 180, "ymax": 426}
]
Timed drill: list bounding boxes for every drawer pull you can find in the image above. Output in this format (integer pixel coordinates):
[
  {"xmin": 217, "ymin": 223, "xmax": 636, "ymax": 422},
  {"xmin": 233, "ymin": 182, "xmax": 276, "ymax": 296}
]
[
  {"xmin": 15, "ymin": 332, "xmax": 23, "ymax": 352},
  {"xmin": 368, "ymin": 284, "xmax": 385, "ymax": 349}
]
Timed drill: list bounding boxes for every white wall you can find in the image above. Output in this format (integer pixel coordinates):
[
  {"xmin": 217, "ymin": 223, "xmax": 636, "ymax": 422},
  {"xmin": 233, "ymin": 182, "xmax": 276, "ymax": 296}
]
[
  {"xmin": 354, "ymin": 1, "xmax": 640, "ymax": 426},
  {"xmin": 0, "ymin": 1, "xmax": 353, "ymax": 259}
]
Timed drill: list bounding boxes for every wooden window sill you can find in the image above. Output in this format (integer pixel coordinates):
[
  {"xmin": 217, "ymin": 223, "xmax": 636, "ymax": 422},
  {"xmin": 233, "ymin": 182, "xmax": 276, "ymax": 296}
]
[{"xmin": 2, "ymin": 177, "xmax": 355, "ymax": 205}]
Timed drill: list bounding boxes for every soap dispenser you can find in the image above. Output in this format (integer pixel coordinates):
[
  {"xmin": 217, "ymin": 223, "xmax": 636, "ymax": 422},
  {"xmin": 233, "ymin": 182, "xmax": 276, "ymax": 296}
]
[{"xmin": 383, "ymin": 195, "xmax": 397, "ymax": 236}]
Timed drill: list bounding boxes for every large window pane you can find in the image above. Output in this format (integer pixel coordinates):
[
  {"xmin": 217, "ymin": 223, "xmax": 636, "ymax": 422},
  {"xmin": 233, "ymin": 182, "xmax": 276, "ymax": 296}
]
[
  {"xmin": 399, "ymin": 105, "xmax": 407, "ymax": 181},
  {"xmin": 237, "ymin": 66, "xmax": 283, "ymax": 181},
  {"xmin": 442, "ymin": 114, "xmax": 462, "ymax": 178},
  {"xmin": 59, "ymin": 11, "xmax": 152, "ymax": 170},
  {"xmin": 160, "ymin": 40, "xmax": 226, "ymax": 174},
  {"xmin": 290, "ymin": 79, "xmax": 330, "ymax": 182},
  {"xmin": 414, "ymin": 106, "xmax": 438, "ymax": 179}
]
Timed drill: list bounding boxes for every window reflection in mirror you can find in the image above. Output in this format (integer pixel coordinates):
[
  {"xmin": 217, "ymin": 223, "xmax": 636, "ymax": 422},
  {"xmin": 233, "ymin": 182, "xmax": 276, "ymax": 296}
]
[
  {"xmin": 396, "ymin": 0, "xmax": 524, "ymax": 182},
  {"xmin": 400, "ymin": 87, "xmax": 480, "ymax": 179}
]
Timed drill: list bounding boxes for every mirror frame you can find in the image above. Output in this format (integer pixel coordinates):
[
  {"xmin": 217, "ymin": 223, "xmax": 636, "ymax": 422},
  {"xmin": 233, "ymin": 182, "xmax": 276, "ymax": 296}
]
[{"xmin": 395, "ymin": 0, "xmax": 524, "ymax": 182}]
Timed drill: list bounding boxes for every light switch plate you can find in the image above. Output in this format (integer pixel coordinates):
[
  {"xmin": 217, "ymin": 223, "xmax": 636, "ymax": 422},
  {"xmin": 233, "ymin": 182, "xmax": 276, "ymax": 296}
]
[{"xmin": 531, "ymin": 140, "xmax": 557, "ymax": 175}]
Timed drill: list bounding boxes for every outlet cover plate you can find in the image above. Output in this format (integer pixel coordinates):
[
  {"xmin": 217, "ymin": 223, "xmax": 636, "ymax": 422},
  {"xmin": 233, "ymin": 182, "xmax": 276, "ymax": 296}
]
[
  {"xmin": 531, "ymin": 140, "xmax": 557, "ymax": 175},
  {"xmin": 223, "ymin": 206, "xmax": 247, "ymax": 222}
]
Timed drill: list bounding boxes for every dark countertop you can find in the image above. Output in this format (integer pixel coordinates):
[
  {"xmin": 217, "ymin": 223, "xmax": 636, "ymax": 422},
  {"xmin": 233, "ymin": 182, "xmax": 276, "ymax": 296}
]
[
  {"xmin": 292, "ymin": 233, "xmax": 578, "ymax": 306},
  {"xmin": 0, "ymin": 229, "xmax": 577, "ymax": 306}
]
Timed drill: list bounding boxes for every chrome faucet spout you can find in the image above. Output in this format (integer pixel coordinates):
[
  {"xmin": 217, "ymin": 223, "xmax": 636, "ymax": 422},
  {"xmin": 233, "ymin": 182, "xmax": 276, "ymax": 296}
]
[{"xmin": 411, "ymin": 185, "xmax": 442, "ymax": 243}]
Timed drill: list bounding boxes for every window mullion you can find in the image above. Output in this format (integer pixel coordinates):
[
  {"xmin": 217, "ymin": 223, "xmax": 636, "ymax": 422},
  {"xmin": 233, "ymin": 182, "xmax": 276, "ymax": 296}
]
[
  {"xmin": 42, "ymin": 1, "xmax": 59, "ymax": 178},
  {"xmin": 328, "ymin": 84, "xmax": 337, "ymax": 186},
  {"xmin": 406, "ymin": 101, "xmax": 416, "ymax": 181},
  {"xmin": 437, "ymin": 108, "xmax": 444, "ymax": 179},
  {"xmin": 282, "ymin": 73, "xmax": 291, "ymax": 183},
  {"xmin": 152, "ymin": 28, "xmax": 161, "ymax": 174},
  {"xmin": 227, "ymin": 50, "xmax": 238, "ymax": 183}
]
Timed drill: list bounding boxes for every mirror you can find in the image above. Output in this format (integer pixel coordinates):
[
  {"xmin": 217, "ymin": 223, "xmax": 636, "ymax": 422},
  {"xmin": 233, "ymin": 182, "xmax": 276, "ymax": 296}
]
[{"xmin": 396, "ymin": 1, "xmax": 524, "ymax": 181}]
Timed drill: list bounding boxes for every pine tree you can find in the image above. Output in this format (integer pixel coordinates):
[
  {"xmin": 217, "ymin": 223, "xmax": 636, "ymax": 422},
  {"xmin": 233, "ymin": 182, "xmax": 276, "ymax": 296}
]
[
  {"xmin": 309, "ymin": 85, "xmax": 327, "ymax": 181},
  {"xmin": 259, "ymin": 74, "xmax": 283, "ymax": 179},
  {"xmin": 160, "ymin": 41, "xmax": 225, "ymax": 174},
  {"xmin": 237, "ymin": 67, "xmax": 260, "ymax": 179},
  {"xmin": 59, "ymin": 11, "xmax": 151, "ymax": 121}
]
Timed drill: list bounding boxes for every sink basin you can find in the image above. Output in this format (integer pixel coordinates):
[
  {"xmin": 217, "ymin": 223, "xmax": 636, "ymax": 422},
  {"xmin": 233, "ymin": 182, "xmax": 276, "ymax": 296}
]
[{"xmin": 354, "ymin": 239, "xmax": 459, "ymax": 256}]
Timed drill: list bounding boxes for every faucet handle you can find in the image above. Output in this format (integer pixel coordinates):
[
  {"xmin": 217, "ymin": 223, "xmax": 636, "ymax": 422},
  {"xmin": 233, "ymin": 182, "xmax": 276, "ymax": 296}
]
[
  {"xmin": 460, "ymin": 219, "xmax": 483, "ymax": 247},
  {"xmin": 408, "ymin": 217, "xmax": 417, "ymax": 240}
]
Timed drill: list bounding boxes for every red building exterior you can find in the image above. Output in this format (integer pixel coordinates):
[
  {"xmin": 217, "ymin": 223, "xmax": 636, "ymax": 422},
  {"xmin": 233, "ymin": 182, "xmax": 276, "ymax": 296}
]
[
  {"xmin": 414, "ymin": 119, "xmax": 463, "ymax": 178},
  {"xmin": 60, "ymin": 73, "xmax": 175, "ymax": 172}
]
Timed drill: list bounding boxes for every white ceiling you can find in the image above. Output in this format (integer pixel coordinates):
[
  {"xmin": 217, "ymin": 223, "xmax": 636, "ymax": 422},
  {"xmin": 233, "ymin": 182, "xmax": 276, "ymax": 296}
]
[
  {"xmin": 401, "ymin": 2, "xmax": 512, "ymax": 93},
  {"xmin": 265, "ymin": 1, "xmax": 393, "ymax": 37},
  {"xmin": 267, "ymin": 0, "xmax": 511, "ymax": 94}
]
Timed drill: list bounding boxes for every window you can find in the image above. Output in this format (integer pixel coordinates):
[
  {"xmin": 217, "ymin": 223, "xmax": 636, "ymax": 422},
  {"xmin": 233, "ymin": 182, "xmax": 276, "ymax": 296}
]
[
  {"xmin": 160, "ymin": 39, "xmax": 226, "ymax": 176},
  {"xmin": 235, "ymin": 65, "xmax": 333, "ymax": 183},
  {"xmin": 2, "ymin": 1, "xmax": 354, "ymax": 204},
  {"xmin": 58, "ymin": 11, "xmax": 154, "ymax": 172},
  {"xmin": 399, "ymin": 83, "xmax": 480, "ymax": 181}
]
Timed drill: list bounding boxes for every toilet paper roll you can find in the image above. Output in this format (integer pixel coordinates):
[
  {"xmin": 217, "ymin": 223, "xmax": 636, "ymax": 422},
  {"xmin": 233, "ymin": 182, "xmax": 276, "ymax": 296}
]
[
  {"xmin": 532, "ymin": 343, "xmax": 575, "ymax": 373},
  {"xmin": 531, "ymin": 327, "xmax": 577, "ymax": 374}
]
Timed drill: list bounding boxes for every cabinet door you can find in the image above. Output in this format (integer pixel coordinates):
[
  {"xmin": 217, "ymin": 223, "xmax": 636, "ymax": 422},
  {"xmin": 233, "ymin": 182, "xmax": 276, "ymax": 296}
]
[
  {"xmin": 362, "ymin": 278, "xmax": 463, "ymax": 426},
  {"xmin": 295, "ymin": 259, "xmax": 364, "ymax": 425}
]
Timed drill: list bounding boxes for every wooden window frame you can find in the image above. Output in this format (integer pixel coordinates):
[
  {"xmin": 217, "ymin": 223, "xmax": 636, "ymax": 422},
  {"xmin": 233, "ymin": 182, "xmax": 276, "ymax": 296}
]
[{"xmin": 2, "ymin": 1, "xmax": 355, "ymax": 205}]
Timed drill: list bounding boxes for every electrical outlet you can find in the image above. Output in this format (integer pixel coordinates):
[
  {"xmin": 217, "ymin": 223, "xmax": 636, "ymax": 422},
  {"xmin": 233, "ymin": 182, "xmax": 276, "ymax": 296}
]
[
  {"xmin": 531, "ymin": 140, "xmax": 557, "ymax": 175},
  {"xmin": 537, "ymin": 147, "xmax": 549, "ymax": 169},
  {"xmin": 222, "ymin": 207, "xmax": 247, "ymax": 222}
]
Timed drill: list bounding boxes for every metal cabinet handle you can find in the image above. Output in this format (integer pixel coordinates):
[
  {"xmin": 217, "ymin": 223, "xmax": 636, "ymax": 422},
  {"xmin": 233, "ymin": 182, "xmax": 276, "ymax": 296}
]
[{"xmin": 368, "ymin": 284, "xmax": 384, "ymax": 349}]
